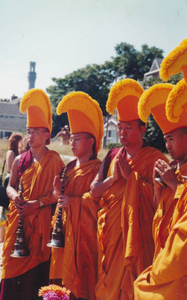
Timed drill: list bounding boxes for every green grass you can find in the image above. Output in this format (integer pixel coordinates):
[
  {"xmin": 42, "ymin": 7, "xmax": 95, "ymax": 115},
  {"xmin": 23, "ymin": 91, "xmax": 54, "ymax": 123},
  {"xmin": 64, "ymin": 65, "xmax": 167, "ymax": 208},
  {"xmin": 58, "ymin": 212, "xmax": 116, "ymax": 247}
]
[
  {"xmin": 0, "ymin": 136, "xmax": 171, "ymax": 179},
  {"xmin": 0, "ymin": 137, "xmax": 108, "ymax": 178},
  {"xmin": 48, "ymin": 138, "xmax": 108, "ymax": 164}
]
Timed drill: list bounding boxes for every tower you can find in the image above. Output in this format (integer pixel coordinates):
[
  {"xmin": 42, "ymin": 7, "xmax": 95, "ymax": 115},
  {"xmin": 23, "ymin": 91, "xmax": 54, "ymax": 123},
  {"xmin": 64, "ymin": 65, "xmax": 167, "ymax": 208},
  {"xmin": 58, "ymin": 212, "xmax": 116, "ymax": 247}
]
[{"xmin": 28, "ymin": 62, "xmax": 36, "ymax": 90}]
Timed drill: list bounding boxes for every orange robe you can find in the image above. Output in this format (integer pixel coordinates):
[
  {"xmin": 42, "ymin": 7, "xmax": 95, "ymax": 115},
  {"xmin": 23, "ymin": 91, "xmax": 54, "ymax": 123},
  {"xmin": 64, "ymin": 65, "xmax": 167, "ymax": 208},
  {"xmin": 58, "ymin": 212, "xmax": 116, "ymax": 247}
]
[
  {"xmin": 152, "ymin": 163, "xmax": 187, "ymax": 260},
  {"xmin": 2, "ymin": 150, "xmax": 64, "ymax": 279},
  {"xmin": 50, "ymin": 159, "xmax": 101, "ymax": 300},
  {"xmin": 96, "ymin": 147, "xmax": 167, "ymax": 300},
  {"xmin": 134, "ymin": 163, "xmax": 187, "ymax": 300}
]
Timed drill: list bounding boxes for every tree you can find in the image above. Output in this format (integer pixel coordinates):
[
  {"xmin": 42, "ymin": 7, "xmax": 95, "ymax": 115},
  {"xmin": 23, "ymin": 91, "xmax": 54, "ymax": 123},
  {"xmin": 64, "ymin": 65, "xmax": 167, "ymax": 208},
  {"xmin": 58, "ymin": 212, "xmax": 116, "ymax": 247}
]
[
  {"xmin": 112, "ymin": 43, "xmax": 164, "ymax": 80},
  {"xmin": 144, "ymin": 72, "xmax": 183, "ymax": 88},
  {"xmin": 47, "ymin": 42, "xmax": 164, "ymax": 136},
  {"xmin": 144, "ymin": 115, "xmax": 166, "ymax": 152},
  {"xmin": 143, "ymin": 72, "xmax": 184, "ymax": 151}
]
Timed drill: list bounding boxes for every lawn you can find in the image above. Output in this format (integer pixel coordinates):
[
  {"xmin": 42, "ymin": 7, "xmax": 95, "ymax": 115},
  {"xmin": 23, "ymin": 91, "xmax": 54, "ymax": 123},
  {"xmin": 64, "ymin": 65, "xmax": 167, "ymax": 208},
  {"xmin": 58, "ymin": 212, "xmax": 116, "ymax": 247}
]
[
  {"xmin": 0, "ymin": 136, "xmax": 170, "ymax": 181},
  {"xmin": 0, "ymin": 137, "xmax": 108, "ymax": 179}
]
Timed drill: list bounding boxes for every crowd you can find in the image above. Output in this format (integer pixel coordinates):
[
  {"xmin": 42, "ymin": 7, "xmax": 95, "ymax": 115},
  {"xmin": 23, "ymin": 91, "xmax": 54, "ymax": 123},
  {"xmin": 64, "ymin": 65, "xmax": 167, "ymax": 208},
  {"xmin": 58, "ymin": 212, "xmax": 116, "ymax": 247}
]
[{"xmin": 0, "ymin": 38, "xmax": 187, "ymax": 300}]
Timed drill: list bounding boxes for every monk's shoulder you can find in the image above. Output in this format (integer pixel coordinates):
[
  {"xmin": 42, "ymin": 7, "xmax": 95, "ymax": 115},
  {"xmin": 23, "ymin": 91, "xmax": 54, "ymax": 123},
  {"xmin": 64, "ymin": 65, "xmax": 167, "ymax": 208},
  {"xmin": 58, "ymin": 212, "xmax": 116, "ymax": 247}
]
[
  {"xmin": 46, "ymin": 150, "xmax": 64, "ymax": 164},
  {"xmin": 141, "ymin": 146, "xmax": 168, "ymax": 161}
]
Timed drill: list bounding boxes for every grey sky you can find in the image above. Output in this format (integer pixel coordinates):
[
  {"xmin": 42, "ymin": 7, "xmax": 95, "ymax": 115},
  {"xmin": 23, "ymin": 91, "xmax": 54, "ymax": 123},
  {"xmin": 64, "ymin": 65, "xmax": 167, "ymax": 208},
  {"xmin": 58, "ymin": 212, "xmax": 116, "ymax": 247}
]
[{"xmin": 1, "ymin": 0, "xmax": 187, "ymax": 98}]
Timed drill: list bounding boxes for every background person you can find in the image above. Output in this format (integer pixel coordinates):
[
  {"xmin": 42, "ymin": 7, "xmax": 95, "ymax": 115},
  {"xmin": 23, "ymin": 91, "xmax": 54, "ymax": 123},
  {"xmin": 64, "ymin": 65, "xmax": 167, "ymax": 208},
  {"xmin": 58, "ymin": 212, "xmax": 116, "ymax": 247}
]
[
  {"xmin": 0, "ymin": 133, "xmax": 23, "ymax": 240},
  {"xmin": 18, "ymin": 136, "xmax": 30, "ymax": 154},
  {"xmin": 56, "ymin": 125, "xmax": 70, "ymax": 145},
  {"xmin": 4, "ymin": 132, "xmax": 23, "ymax": 188}
]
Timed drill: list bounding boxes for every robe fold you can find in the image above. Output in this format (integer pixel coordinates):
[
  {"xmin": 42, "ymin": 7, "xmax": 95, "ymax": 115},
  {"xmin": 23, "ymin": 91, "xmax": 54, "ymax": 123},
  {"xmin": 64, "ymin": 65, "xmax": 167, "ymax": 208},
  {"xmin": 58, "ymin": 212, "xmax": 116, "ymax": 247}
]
[
  {"xmin": 96, "ymin": 147, "xmax": 167, "ymax": 300},
  {"xmin": 134, "ymin": 163, "xmax": 187, "ymax": 300},
  {"xmin": 50, "ymin": 158, "xmax": 101, "ymax": 300},
  {"xmin": 2, "ymin": 150, "xmax": 64, "ymax": 279}
]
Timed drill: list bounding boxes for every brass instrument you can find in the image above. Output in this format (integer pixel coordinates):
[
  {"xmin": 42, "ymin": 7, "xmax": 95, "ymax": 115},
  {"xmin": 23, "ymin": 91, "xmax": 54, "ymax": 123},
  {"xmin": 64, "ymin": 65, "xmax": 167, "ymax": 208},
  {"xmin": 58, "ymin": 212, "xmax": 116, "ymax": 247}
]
[
  {"xmin": 11, "ymin": 178, "xmax": 29, "ymax": 258},
  {"xmin": 47, "ymin": 167, "xmax": 67, "ymax": 248}
]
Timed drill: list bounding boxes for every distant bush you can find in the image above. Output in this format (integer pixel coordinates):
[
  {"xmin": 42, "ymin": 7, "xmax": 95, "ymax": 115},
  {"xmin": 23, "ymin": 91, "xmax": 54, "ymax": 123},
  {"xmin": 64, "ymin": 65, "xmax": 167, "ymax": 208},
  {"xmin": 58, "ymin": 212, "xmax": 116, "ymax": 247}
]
[
  {"xmin": 144, "ymin": 115, "xmax": 166, "ymax": 152},
  {"xmin": 107, "ymin": 143, "xmax": 122, "ymax": 149}
]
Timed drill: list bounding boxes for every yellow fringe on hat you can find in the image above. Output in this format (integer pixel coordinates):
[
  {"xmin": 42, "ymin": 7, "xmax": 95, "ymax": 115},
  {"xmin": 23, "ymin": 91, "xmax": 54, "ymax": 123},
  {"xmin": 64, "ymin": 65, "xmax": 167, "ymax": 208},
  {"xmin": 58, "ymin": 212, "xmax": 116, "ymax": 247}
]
[
  {"xmin": 138, "ymin": 83, "xmax": 174, "ymax": 122},
  {"xmin": 20, "ymin": 89, "xmax": 52, "ymax": 131},
  {"xmin": 166, "ymin": 79, "xmax": 187, "ymax": 122},
  {"xmin": 106, "ymin": 78, "xmax": 144, "ymax": 115},
  {"xmin": 57, "ymin": 91, "xmax": 104, "ymax": 152},
  {"xmin": 160, "ymin": 38, "xmax": 187, "ymax": 81}
]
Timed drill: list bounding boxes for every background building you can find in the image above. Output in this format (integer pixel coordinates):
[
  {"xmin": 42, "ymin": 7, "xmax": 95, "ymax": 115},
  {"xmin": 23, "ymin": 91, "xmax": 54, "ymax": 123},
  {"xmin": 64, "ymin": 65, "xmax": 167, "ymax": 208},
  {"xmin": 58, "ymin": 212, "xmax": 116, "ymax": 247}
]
[
  {"xmin": 144, "ymin": 58, "xmax": 163, "ymax": 81},
  {"xmin": 0, "ymin": 96, "xmax": 26, "ymax": 138},
  {"xmin": 0, "ymin": 62, "xmax": 36, "ymax": 138},
  {"xmin": 103, "ymin": 111, "xmax": 119, "ymax": 147},
  {"xmin": 28, "ymin": 61, "xmax": 36, "ymax": 89}
]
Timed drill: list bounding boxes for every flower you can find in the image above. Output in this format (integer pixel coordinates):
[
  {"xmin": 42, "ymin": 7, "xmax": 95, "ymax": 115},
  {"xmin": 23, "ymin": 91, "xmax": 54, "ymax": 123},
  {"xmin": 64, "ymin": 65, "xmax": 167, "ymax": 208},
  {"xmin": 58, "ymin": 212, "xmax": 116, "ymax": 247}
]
[
  {"xmin": 38, "ymin": 284, "xmax": 70, "ymax": 300},
  {"xmin": 43, "ymin": 291, "xmax": 60, "ymax": 300}
]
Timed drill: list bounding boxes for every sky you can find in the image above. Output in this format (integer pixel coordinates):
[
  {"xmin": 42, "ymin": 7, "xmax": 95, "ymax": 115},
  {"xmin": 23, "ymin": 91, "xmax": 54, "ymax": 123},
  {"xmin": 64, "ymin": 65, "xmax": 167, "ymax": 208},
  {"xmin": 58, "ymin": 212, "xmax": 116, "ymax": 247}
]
[{"xmin": 1, "ymin": 0, "xmax": 187, "ymax": 99}]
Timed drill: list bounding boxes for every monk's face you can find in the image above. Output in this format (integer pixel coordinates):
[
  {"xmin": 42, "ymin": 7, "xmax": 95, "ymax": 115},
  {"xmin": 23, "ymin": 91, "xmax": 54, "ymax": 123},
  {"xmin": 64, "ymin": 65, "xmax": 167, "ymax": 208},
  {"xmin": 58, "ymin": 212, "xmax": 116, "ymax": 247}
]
[
  {"xmin": 26, "ymin": 127, "xmax": 50, "ymax": 148},
  {"xmin": 164, "ymin": 128, "xmax": 187, "ymax": 164},
  {"xmin": 117, "ymin": 120, "xmax": 145, "ymax": 148},
  {"xmin": 70, "ymin": 132, "xmax": 94, "ymax": 158}
]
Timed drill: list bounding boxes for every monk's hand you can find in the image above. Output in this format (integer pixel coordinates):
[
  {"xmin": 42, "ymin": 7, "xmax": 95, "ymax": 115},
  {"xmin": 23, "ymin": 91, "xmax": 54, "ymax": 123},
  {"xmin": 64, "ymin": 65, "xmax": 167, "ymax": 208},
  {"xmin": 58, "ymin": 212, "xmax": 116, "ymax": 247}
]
[
  {"xmin": 153, "ymin": 161, "xmax": 165, "ymax": 188},
  {"xmin": 153, "ymin": 161, "xmax": 164, "ymax": 208},
  {"xmin": 53, "ymin": 175, "xmax": 62, "ymax": 199},
  {"xmin": 57, "ymin": 195, "xmax": 70, "ymax": 208},
  {"xmin": 17, "ymin": 200, "xmax": 39, "ymax": 217},
  {"xmin": 110, "ymin": 158, "xmax": 121, "ymax": 184},
  {"xmin": 14, "ymin": 194, "xmax": 26, "ymax": 209},
  {"xmin": 118, "ymin": 154, "xmax": 132, "ymax": 180},
  {"xmin": 154, "ymin": 159, "xmax": 178, "ymax": 192}
]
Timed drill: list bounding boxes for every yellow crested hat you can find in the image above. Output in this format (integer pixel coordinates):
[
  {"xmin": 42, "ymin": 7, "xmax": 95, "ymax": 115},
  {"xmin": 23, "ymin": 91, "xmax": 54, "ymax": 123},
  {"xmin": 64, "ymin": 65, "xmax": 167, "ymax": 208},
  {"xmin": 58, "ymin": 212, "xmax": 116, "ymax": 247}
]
[
  {"xmin": 138, "ymin": 83, "xmax": 187, "ymax": 134},
  {"xmin": 106, "ymin": 79, "xmax": 144, "ymax": 121},
  {"xmin": 56, "ymin": 91, "xmax": 104, "ymax": 153},
  {"xmin": 166, "ymin": 79, "xmax": 187, "ymax": 124},
  {"xmin": 160, "ymin": 38, "xmax": 187, "ymax": 84},
  {"xmin": 20, "ymin": 89, "xmax": 52, "ymax": 145}
]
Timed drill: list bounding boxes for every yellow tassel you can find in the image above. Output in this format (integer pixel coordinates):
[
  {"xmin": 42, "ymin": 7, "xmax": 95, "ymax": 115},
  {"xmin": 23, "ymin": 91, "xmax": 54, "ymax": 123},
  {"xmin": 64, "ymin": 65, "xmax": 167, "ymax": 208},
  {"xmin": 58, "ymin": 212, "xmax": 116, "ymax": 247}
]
[
  {"xmin": 57, "ymin": 91, "xmax": 104, "ymax": 152},
  {"xmin": 20, "ymin": 89, "xmax": 52, "ymax": 131},
  {"xmin": 160, "ymin": 38, "xmax": 187, "ymax": 81},
  {"xmin": 138, "ymin": 83, "xmax": 173, "ymax": 122},
  {"xmin": 106, "ymin": 79, "xmax": 144, "ymax": 115},
  {"xmin": 166, "ymin": 79, "xmax": 187, "ymax": 122}
]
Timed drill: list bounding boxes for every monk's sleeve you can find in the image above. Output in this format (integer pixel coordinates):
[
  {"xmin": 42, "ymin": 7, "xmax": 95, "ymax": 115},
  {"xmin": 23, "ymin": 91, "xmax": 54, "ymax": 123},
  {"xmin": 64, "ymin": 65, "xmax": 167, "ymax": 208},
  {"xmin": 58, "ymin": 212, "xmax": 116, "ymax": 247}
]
[
  {"xmin": 122, "ymin": 170, "xmax": 155, "ymax": 263},
  {"xmin": 121, "ymin": 150, "xmax": 165, "ymax": 273},
  {"xmin": 67, "ymin": 193, "xmax": 99, "ymax": 243},
  {"xmin": 150, "ymin": 213, "xmax": 187, "ymax": 285},
  {"xmin": 63, "ymin": 192, "xmax": 99, "ymax": 297},
  {"xmin": 37, "ymin": 155, "xmax": 64, "ymax": 206}
]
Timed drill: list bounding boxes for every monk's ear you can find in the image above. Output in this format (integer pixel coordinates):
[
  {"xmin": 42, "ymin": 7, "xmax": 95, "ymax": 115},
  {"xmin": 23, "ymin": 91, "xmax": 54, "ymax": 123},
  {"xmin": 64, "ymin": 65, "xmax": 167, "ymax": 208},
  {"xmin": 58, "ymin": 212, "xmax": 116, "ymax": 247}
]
[
  {"xmin": 44, "ymin": 131, "xmax": 50, "ymax": 145},
  {"xmin": 140, "ymin": 125, "xmax": 146, "ymax": 135},
  {"xmin": 88, "ymin": 137, "xmax": 95, "ymax": 148},
  {"xmin": 183, "ymin": 133, "xmax": 187, "ymax": 145}
]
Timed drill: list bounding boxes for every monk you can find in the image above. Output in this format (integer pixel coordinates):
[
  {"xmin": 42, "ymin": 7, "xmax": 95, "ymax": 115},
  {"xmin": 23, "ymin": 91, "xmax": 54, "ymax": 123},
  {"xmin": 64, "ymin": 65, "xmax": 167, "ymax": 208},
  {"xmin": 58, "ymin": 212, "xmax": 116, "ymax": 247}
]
[
  {"xmin": 134, "ymin": 80, "xmax": 187, "ymax": 299},
  {"xmin": 90, "ymin": 79, "xmax": 167, "ymax": 300},
  {"xmin": 50, "ymin": 91, "xmax": 104, "ymax": 300},
  {"xmin": 138, "ymin": 83, "xmax": 187, "ymax": 262},
  {"xmin": 0, "ymin": 89, "xmax": 64, "ymax": 300}
]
